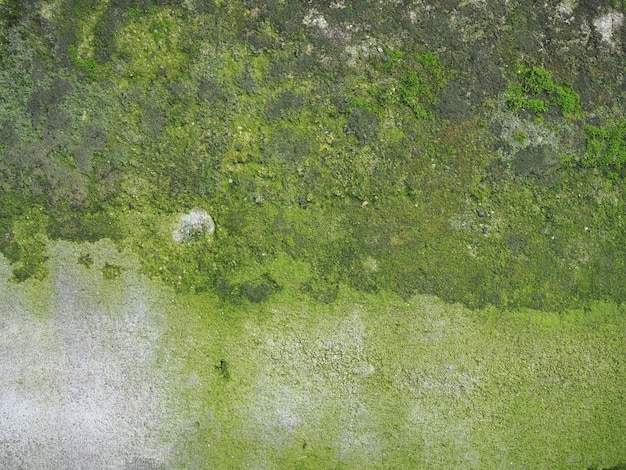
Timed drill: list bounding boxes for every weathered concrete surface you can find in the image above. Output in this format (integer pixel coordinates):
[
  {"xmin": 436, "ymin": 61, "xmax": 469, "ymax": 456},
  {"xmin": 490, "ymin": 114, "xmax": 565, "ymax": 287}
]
[
  {"xmin": 0, "ymin": 241, "xmax": 176, "ymax": 470},
  {"xmin": 1, "ymin": 240, "xmax": 625, "ymax": 469}
]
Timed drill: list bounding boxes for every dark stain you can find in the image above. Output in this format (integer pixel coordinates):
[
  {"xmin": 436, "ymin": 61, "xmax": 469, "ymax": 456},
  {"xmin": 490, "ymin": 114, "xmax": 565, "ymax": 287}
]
[{"xmin": 216, "ymin": 359, "xmax": 230, "ymax": 380}]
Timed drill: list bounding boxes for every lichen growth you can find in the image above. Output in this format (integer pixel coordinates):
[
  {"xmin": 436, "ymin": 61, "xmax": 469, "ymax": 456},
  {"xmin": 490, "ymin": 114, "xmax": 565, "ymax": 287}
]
[{"xmin": 1, "ymin": 2, "xmax": 626, "ymax": 465}]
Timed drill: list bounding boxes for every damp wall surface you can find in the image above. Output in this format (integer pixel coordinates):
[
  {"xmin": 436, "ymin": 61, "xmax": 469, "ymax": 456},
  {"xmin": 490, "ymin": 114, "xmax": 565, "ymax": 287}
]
[
  {"xmin": 1, "ymin": 240, "xmax": 624, "ymax": 469},
  {"xmin": 0, "ymin": 241, "xmax": 178, "ymax": 469},
  {"xmin": 1, "ymin": 1, "xmax": 626, "ymax": 467}
]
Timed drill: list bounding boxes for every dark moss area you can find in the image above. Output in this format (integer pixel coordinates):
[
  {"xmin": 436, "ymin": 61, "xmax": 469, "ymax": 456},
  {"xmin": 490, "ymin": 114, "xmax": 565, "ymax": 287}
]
[{"xmin": 1, "ymin": 0, "xmax": 625, "ymax": 310}]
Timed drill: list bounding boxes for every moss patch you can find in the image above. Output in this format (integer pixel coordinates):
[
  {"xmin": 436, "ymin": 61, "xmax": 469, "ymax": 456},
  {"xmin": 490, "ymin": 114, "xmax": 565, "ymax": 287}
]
[{"xmin": 164, "ymin": 287, "xmax": 626, "ymax": 468}]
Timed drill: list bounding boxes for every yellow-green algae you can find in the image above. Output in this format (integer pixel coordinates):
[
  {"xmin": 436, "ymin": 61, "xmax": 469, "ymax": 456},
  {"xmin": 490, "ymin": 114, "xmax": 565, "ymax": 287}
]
[
  {"xmin": 2, "ymin": 2, "xmax": 626, "ymax": 468},
  {"xmin": 165, "ymin": 275, "xmax": 626, "ymax": 468},
  {"xmin": 1, "ymin": 241, "xmax": 625, "ymax": 468}
]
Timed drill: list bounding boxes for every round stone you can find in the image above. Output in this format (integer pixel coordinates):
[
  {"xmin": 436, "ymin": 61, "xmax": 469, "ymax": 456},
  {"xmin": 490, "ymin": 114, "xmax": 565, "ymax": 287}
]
[{"xmin": 172, "ymin": 209, "xmax": 215, "ymax": 242}]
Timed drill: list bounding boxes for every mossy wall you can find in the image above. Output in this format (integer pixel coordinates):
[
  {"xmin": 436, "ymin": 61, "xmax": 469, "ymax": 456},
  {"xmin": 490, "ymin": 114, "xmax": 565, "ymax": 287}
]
[
  {"xmin": 1, "ymin": 243, "xmax": 625, "ymax": 468},
  {"xmin": 2, "ymin": 0, "xmax": 626, "ymax": 310},
  {"xmin": 1, "ymin": 0, "xmax": 626, "ymax": 467},
  {"xmin": 169, "ymin": 289, "xmax": 626, "ymax": 469}
]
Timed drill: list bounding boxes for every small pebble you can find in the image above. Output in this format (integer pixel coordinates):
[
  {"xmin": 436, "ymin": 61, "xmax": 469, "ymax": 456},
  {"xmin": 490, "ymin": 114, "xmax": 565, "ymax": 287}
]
[
  {"xmin": 483, "ymin": 226, "xmax": 489, "ymax": 234},
  {"xmin": 477, "ymin": 210, "xmax": 485, "ymax": 217}
]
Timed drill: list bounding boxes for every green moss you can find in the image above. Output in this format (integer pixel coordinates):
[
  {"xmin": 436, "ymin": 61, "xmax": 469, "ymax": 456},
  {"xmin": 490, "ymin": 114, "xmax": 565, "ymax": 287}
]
[
  {"xmin": 126, "ymin": 7, "xmax": 142, "ymax": 20},
  {"xmin": 584, "ymin": 121, "xmax": 626, "ymax": 171},
  {"xmin": 375, "ymin": 50, "xmax": 450, "ymax": 119},
  {"xmin": 522, "ymin": 65, "xmax": 556, "ymax": 94},
  {"xmin": 2, "ymin": 3, "xmax": 626, "ymax": 466},
  {"xmin": 555, "ymin": 83, "xmax": 581, "ymax": 114},
  {"xmin": 102, "ymin": 262, "xmax": 122, "ymax": 280},
  {"xmin": 113, "ymin": 7, "xmax": 191, "ymax": 85},
  {"xmin": 68, "ymin": 44, "xmax": 98, "ymax": 74},
  {"xmin": 14, "ymin": 241, "xmax": 617, "ymax": 466},
  {"xmin": 163, "ymin": 287, "xmax": 626, "ymax": 468},
  {"xmin": 0, "ymin": 0, "xmax": 624, "ymax": 311},
  {"xmin": 77, "ymin": 252, "xmax": 93, "ymax": 268},
  {"xmin": 525, "ymin": 97, "xmax": 547, "ymax": 114},
  {"xmin": 62, "ymin": 0, "xmax": 111, "ymax": 77},
  {"xmin": 507, "ymin": 64, "xmax": 581, "ymax": 116},
  {"xmin": 4, "ymin": 207, "xmax": 50, "ymax": 282}
]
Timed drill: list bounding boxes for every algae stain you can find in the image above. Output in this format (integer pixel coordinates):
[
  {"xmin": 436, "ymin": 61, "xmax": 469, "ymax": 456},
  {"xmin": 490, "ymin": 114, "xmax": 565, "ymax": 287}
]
[
  {"xmin": 3, "ymin": 241, "xmax": 625, "ymax": 468},
  {"xmin": 165, "ymin": 288, "xmax": 626, "ymax": 468}
]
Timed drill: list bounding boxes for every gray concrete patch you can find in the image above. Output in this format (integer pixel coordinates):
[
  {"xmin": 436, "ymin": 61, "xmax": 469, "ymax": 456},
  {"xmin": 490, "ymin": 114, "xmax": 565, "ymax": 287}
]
[{"xmin": 0, "ymin": 240, "xmax": 177, "ymax": 470}]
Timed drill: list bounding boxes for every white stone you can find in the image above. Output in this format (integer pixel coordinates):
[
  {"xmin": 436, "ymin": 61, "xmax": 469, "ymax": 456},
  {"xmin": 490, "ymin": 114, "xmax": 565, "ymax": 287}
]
[
  {"xmin": 556, "ymin": 0, "xmax": 577, "ymax": 17},
  {"xmin": 172, "ymin": 209, "xmax": 215, "ymax": 242},
  {"xmin": 303, "ymin": 9, "xmax": 329, "ymax": 31},
  {"xmin": 593, "ymin": 11, "xmax": 624, "ymax": 48}
]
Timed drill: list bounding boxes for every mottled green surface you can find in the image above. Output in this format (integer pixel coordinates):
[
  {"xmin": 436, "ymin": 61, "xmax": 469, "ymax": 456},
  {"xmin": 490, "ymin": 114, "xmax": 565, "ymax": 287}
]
[
  {"xmin": 2, "ymin": 243, "xmax": 625, "ymax": 468},
  {"xmin": 2, "ymin": 0, "xmax": 626, "ymax": 309},
  {"xmin": 167, "ymin": 285, "xmax": 626, "ymax": 469},
  {"xmin": 1, "ymin": 0, "xmax": 626, "ymax": 467}
]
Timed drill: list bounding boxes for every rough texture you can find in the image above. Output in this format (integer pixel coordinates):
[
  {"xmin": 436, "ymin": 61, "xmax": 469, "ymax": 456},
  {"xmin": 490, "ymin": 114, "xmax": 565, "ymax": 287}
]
[
  {"xmin": 0, "ymin": 241, "xmax": 177, "ymax": 469},
  {"xmin": 1, "ymin": 242, "xmax": 625, "ymax": 468},
  {"xmin": 1, "ymin": 0, "xmax": 626, "ymax": 467},
  {"xmin": 172, "ymin": 209, "xmax": 215, "ymax": 243}
]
